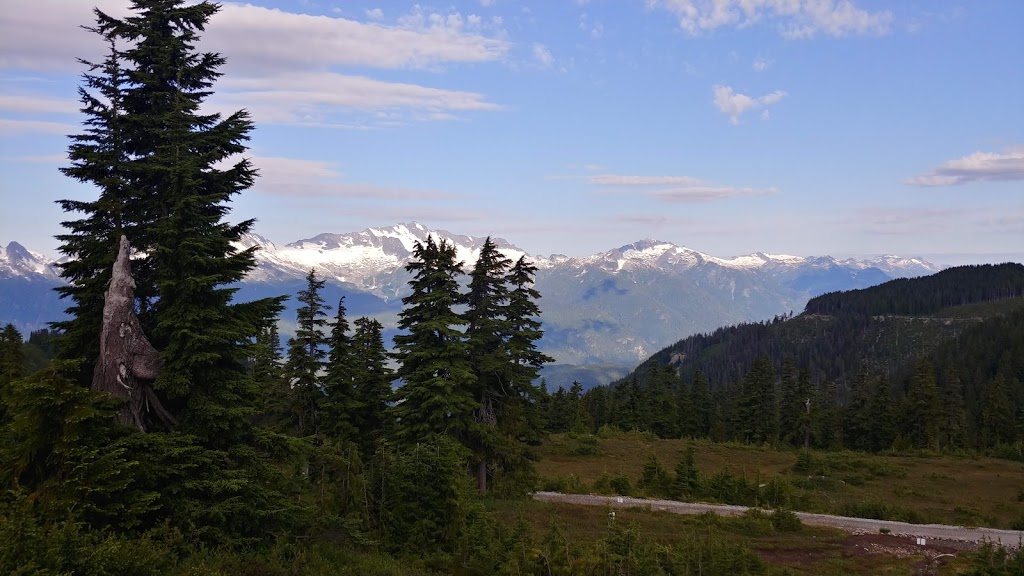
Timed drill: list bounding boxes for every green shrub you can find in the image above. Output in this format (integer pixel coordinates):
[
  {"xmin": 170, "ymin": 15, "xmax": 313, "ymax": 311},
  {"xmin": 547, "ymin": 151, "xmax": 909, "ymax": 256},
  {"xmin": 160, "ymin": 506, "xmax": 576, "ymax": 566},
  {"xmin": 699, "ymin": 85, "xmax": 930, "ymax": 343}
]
[
  {"xmin": 770, "ymin": 509, "xmax": 802, "ymax": 532},
  {"xmin": 838, "ymin": 500, "xmax": 923, "ymax": 524},
  {"xmin": 539, "ymin": 474, "xmax": 586, "ymax": 493},
  {"xmin": 593, "ymin": 472, "xmax": 633, "ymax": 496},
  {"xmin": 637, "ymin": 453, "xmax": 672, "ymax": 496},
  {"xmin": 569, "ymin": 434, "xmax": 602, "ymax": 456}
]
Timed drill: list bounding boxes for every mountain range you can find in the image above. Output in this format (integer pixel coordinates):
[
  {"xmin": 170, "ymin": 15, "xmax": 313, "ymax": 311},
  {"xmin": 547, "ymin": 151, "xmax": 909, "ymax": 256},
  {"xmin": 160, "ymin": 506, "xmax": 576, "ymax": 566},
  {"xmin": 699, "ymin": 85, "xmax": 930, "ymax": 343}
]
[{"xmin": 0, "ymin": 223, "xmax": 942, "ymax": 387}]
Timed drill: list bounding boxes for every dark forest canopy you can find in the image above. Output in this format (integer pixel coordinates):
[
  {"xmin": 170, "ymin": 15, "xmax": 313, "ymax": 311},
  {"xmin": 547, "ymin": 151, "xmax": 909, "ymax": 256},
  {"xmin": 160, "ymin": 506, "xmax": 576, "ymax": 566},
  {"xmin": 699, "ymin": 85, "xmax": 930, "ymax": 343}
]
[
  {"xmin": 568, "ymin": 264, "xmax": 1024, "ymax": 452},
  {"xmin": 804, "ymin": 263, "xmax": 1024, "ymax": 317}
]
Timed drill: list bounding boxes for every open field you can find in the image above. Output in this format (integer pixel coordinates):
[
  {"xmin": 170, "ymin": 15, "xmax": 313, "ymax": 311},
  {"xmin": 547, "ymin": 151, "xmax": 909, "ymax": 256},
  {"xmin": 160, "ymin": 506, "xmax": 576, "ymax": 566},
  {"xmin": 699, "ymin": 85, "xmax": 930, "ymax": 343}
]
[
  {"xmin": 491, "ymin": 499, "xmax": 974, "ymax": 575},
  {"xmin": 536, "ymin": 432, "xmax": 1024, "ymax": 529}
]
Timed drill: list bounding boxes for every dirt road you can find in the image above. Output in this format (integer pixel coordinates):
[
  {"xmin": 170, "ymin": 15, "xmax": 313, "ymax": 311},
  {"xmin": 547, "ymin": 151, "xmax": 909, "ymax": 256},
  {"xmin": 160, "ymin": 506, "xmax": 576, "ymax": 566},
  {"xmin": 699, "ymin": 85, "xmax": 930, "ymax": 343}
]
[{"xmin": 533, "ymin": 491, "xmax": 1023, "ymax": 547}]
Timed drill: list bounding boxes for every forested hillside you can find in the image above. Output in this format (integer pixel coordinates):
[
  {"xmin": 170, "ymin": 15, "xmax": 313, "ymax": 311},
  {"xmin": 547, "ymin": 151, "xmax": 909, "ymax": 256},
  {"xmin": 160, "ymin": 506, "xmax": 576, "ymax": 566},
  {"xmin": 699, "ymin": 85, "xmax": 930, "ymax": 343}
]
[{"xmin": 558, "ymin": 265, "xmax": 1024, "ymax": 453}]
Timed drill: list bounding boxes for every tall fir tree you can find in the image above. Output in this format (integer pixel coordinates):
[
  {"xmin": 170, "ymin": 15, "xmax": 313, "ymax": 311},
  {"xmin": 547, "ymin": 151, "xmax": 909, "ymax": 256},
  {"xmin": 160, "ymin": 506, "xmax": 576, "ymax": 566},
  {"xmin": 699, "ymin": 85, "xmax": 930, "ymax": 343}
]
[
  {"xmin": 869, "ymin": 374, "xmax": 899, "ymax": 451},
  {"xmin": 692, "ymin": 370, "xmax": 712, "ymax": 438},
  {"xmin": 844, "ymin": 368, "xmax": 874, "ymax": 451},
  {"xmin": 503, "ymin": 256, "xmax": 554, "ymax": 442},
  {"xmin": 350, "ymin": 317, "xmax": 393, "ymax": 455},
  {"xmin": 389, "ymin": 237, "xmax": 476, "ymax": 447},
  {"xmin": 739, "ymin": 355, "xmax": 778, "ymax": 444},
  {"xmin": 54, "ymin": 1, "xmax": 291, "ymax": 544},
  {"xmin": 320, "ymin": 297, "xmax": 360, "ymax": 442},
  {"xmin": 464, "ymin": 237, "xmax": 513, "ymax": 492},
  {"xmin": 777, "ymin": 358, "xmax": 802, "ymax": 446},
  {"xmin": 55, "ymin": 19, "xmax": 139, "ymax": 380},
  {"xmin": 906, "ymin": 358, "xmax": 941, "ymax": 449},
  {"xmin": 285, "ymin": 269, "xmax": 330, "ymax": 436},
  {"xmin": 0, "ymin": 324, "xmax": 26, "ymax": 423},
  {"xmin": 981, "ymin": 372, "xmax": 1014, "ymax": 447},
  {"xmin": 939, "ymin": 367, "xmax": 967, "ymax": 450}
]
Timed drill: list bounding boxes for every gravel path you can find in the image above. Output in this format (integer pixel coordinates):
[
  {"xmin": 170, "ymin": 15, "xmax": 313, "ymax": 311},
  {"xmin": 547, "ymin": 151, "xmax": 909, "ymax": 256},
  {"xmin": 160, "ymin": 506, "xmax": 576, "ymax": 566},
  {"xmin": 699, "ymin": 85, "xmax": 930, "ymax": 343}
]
[{"xmin": 533, "ymin": 491, "xmax": 1024, "ymax": 548}]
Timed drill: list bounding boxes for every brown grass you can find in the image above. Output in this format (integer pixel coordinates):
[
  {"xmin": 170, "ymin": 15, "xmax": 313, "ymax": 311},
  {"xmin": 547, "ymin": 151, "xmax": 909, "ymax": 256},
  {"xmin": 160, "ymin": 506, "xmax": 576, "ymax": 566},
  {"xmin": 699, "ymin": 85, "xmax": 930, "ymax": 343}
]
[
  {"xmin": 491, "ymin": 500, "xmax": 971, "ymax": 575},
  {"xmin": 536, "ymin": 431, "xmax": 1024, "ymax": 529}
]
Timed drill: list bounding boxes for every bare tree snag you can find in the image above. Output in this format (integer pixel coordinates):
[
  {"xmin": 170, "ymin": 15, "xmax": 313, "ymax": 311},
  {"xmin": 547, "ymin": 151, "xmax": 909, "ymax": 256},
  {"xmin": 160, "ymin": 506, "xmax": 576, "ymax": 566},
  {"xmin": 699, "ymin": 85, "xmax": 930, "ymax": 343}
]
[{"xmin": 92, "ymin": 235, "xmax": 174, "ymax": 431}]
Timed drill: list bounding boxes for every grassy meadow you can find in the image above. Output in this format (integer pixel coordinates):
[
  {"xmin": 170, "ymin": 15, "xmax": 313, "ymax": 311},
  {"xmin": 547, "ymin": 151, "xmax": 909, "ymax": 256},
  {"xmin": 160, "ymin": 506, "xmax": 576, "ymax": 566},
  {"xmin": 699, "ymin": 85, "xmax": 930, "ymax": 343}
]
[{"xmin": 535, "ymin": 431, "xmax": 1024, "ymax": 530}]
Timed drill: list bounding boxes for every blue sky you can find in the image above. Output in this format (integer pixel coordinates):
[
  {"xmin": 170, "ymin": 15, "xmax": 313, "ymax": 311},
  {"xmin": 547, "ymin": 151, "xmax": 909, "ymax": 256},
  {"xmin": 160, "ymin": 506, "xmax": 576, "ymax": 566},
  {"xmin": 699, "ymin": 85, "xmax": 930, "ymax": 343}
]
[{"xmin": 1, "ymin": 0, "xmax": 1021, "ymax": 264}]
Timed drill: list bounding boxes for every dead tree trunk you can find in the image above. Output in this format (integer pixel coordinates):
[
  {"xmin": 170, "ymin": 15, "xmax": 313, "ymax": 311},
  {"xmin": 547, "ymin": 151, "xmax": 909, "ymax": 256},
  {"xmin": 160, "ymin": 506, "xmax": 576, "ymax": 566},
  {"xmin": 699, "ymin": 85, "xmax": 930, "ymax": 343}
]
[{"xmin": 91, "ymin": 235, "xmax": 174, "ymax": 431}]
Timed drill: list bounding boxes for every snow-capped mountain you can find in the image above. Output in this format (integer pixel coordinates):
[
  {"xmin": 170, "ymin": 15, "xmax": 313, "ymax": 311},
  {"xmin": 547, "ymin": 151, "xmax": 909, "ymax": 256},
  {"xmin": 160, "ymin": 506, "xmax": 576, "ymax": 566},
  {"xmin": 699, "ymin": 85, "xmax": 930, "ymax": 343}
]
[
  {"xmin": 0, "ymin": 224, "xmax": 947, "ymax": 387},
  {"xmin": 0, "ymin": 241, "xmax": 61, "ymax": 281},
  {"xmin": 242, "ymin": 223, "xmax": 528, "ymax": 297}
]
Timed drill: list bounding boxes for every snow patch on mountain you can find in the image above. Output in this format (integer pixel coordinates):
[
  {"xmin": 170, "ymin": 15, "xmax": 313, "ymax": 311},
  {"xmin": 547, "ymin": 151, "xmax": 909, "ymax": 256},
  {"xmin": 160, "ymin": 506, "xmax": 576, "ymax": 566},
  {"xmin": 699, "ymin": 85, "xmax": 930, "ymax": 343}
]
[{"xmin": 0, "ymin": 242, "xmax": 60, "ymax": 280}]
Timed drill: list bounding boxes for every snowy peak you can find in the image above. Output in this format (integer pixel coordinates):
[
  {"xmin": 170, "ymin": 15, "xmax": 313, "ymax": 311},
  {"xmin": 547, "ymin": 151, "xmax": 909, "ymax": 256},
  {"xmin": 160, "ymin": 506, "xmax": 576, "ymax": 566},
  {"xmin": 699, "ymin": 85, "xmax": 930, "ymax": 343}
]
[
  {"xmin": 565, "ymin": 239, "xmax": 811, "ymax": 273},
  {"xmin": 0, "ymin": 242, "xmax": 60, "ymax": 280},
  {"xmin": 239, "ymin": 222, "xmax": 531, "ymax": 292},
  {"xmin": 840, "ymin": 255, "xmax": 941, "ymax": 278}
]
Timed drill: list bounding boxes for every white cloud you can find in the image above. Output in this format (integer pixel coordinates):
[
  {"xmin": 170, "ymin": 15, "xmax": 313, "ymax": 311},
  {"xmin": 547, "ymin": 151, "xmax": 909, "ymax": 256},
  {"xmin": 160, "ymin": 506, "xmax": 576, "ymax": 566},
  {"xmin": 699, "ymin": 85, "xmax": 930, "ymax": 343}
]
[
  {"xmin": 588, "ymin": 172, "xmax": 778, "ymax": 202},
  {"xmin": 0, "ymin": 1, "xmax": 508, "ymax": 128},
  {"xmin": 0, "ymin": 118, "xmax": 74, "ymax": 135},
  {"xmin": 591, "ymin": 174, "xmax": 702, "ymax": 186},
  {"xmin": 214, "ymin": 72, "xmax": 500, "ymax": 127},
  {"xmin": 752, "ymin": 56, "xmax": 771, "ymax": 72},
  {"xmin": 906, "ymin": 147, "xmax": 1024, "ymax": 186},
  {"xmin": 248, "ymin": 155, "xmax": 457, "ymax": 200},
  {"xmin": 648, "ymin": 0, "xmax": 892, "ymax": 38},
  {"xmin": 712, "ymin": 85, "xmax": 786, "ymax": 124},
  {"xmin": 364, "ymin": 8, "xmax": 384, "ymax": 20},
  {"xmin": 532, "ymin": 43, "xmax": 554, "ymax": 68},
  {"xmin": 651, "ymin": 186, "xmax": 777, "ymax": 202},
  {"xmin": 855, "ymin": 207, "xmax": 958, "ymax": 235},
  {"xmin": 480, "ymin": 0, "xmax": 495, "ymax": 6},
  {"xmin": 0, "ymin": 95, "xmax": 78, "ymax": 115}
]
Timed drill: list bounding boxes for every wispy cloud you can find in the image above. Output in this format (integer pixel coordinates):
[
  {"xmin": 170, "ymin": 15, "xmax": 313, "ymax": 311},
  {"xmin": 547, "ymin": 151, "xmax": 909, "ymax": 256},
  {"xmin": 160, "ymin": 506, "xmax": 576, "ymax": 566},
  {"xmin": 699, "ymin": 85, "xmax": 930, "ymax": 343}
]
[
  {"xmin": 712, "ymin": 85, "xmax": 786, "ymax": 124},
  {"xmin": 0, "ymin": 118, "xmax": 74, "ymax": 135},
  {"xmin": 589, "ymin": 172, "xmax": 777, "ymax": 202},
  {"xmin": 215, "ymin": 72, "xmax": 500, "ymax": 127},
  {"xmin": 0, "ymin": 1, "xmax": 508, "ymax": 128},
  {"xmin": 855, "ymin": 207, "xmax": 959, "ymax": 235},
  {"xmin": 0, "ymin": 95, "xmax": 78, "ymax": 115},
  {"xmin": 906, "ymin": 146, "xmax": 1024, "ymax": 187},
  {"xmin": 651, "ymin": 186, "xmax": 777, "ymax": 202},
  {"xmin": 591, "ymin": 174, "xmax": 702, "ymax": 186},
  {"xmin": 248, "ymin": 155, "xmax": 458, "ymax": 200},
  {"xmin": 532, "ymin": 43, "xmax": 555, "ymax": 68},
  {"xmin": 648, "ymin": 0, "xmax": 893, "ymax": 39}
]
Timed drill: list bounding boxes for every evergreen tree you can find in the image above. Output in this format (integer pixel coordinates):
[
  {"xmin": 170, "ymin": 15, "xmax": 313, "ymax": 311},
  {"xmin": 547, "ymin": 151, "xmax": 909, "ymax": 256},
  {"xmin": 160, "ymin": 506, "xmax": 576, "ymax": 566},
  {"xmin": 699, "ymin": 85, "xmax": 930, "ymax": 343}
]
[
  {"xmin": 939, "ymin": 367, "xmax": 967, "ymax": 450},
  {"xmin": 54, "ymin": 19, "xmax": 139, "ymax": 380},
  {"xmin": 814, "ymin": 380, "xmax": 842, "ymax": 449},
  {"xmin": 981, "ymin": 372, "xmax": 1014, "ymax": 447},
  {"xmin": 739, "ymin": 356, "xmax": 778, "ymax": 444},
  {"xmin": 869, "ymin": 374, "xmax": 899, "ymax": 451},
  {"xmin": 795, "ymin": 368, "xmax": 814, "ymax": 449},
  {"xmin": 675, "ymin": 374, "xmax": 697, "ymax": 437},
  {"xmin": 350, "ymin": 317, "xmax": 393, "ymax": 454},
  {"xmin": 0, "ymin": 325, "xmax": 26, "ymax": 424},
  {"xmin": 285, "ymin": 269, "xmax": 330, "ymax": 436},
  {"xmin": 906, "ymin": 358, "xmax": 941, "ymax": 449},
  {"xmin": 389, "ymin": 238, "xmax": 476, "ymax": 446},
  {"xmin": 0, "ymin": 361, "xmax": 158, "ymax": 531},
  {"xmin": 0, "ymin": 324, "xmax": 24, "ymax": 388},
  {"xmin": 54, "ymin": 1, "xmax": 292, "ymax": 544},
  {"xmin": 503, "ymin": 256, "xmax": 555, "ymax": 442},
  {"xmin": 251, "ymin": 319, "xmax": 285, "ymax": 423},
  {"xmin": 778, "ymin": 358, "xmax": 802, "ymax": 446},
  {"xmin": 321, "ymin": 297, "xmax": 360, "ymax": 442},
  {"xmin": 692, "ymin": 370, "xmax": 712, "ymax": 438},
  {"xmin": 464, "ymin": 237, "xmax": 513, "ymax": 492},
  {"xmin": 670, "ymin": 446, "xmax": 700, "ymax": 499},
  {"xmin": 648, "ymin": 363, "xmax": 679, "ymax": 438},
  {"xmin": 844, "ymin": 368, "xmax": 874, "ymax": 451}
]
